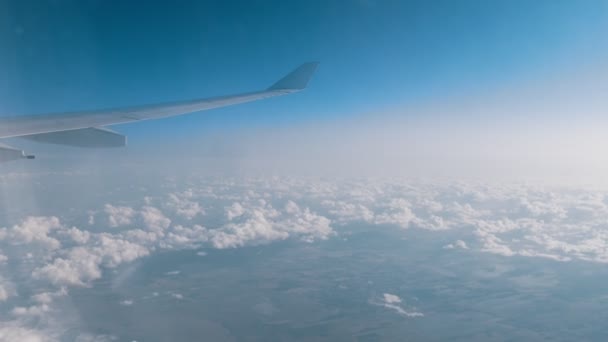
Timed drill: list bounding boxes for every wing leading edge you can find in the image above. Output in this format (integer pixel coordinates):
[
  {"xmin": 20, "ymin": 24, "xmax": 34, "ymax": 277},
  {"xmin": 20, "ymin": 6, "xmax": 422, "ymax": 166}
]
[{"xmin": 0, "ymin": 62, "xmax": 318, "ymax": 159}]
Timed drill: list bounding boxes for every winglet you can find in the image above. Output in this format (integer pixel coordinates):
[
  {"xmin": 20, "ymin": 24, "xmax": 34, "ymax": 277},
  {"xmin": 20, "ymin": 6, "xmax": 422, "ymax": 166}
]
[{"xmin": 268, "ymin": 62, "xmax": 319, "ymax": 91}]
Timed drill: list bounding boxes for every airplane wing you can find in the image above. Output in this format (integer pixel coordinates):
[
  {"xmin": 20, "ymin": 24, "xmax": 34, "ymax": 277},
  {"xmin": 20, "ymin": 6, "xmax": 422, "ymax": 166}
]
[{"xmin": 0, "ymin": 62, "xmax": 319, "ymax": 161}]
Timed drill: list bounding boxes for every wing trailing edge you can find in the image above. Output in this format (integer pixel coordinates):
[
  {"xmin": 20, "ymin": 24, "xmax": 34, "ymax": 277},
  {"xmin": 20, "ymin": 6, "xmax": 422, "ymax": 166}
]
[
  {"xmin": 0, "ymin": 143, "xmax": 34, "ymax": 162},
  {"xmin": 0, "ymin": 62, "xmax": 319, "ymax": 161},
  {"xmin": 21, "ymin": 127, "xmax": 126, "ymax": 148}
]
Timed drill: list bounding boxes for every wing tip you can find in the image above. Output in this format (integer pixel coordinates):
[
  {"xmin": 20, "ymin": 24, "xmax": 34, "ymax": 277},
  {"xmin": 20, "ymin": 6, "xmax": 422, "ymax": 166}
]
[{"xmin": 268, "ymin": 62, "xmax": 319, "ymax": 91}]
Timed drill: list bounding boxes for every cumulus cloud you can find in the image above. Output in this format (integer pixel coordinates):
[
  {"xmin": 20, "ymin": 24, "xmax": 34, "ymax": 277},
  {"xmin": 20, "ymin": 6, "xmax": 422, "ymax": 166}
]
[
  {"xmin": 0, "ymin": 181, "xmax": 341, "ymax": 338},
  {"xmin": 31, "ymin": 289, "xmax": 66, "ymax": 305},
  {"xmin": 5, "ymin": 176, "xmax": 608, "ymax": 338},
  {"xmin": 73, "ymin": 333, "xmax": 117, "ymax": 342},
  {"xmin": 0, "ymin": 216, "xmax": 62, "ymax": 250},
  {"xmin": 383, "ymin": 293, "xmax": 401, "ymax": 304},
  {"xmin": 210, "ymin": 199, "xmax": 333, "ymax": 249},
  {"xmin": 311, "ymin": 179, "xmax": 608, "ymax": 264},
  {"xmin": 166, "ymin": 191, "xmax": 204, "ymax": 220},
  {"xmin": 104, "ymin": 205, "xmax": 136, "ymax": 228},
  {"xmin": 33, "ymin": 247, "xmax": 103, "ymax": 287},
  {"xmin": 0, "ymin": 288, "xmax": 7, "ymax": 302},
  {"xmin": 374, "ymin": 199, "xmax": 417, "ymax": 228},
  {"xmin": 12, "ymin": 304, "xmax": 50, "ymax": 318},
  {"xmin": 140, "ymin": 206, "xmax": 171, "ymax": 234},
  {"xmin": 371, "ymin": 293, "xmax": 423, "ymax": 318},
  {"xmin": 119, "ymin": 299, "xmax": 133, "ymax": 306},
  {"xmin": 0, "ymin": 323, "xmax": 47, "ymax": 342},
  {"xmin": 60, "ymin": 227, "xmax": 90, "ymax": 245},
  {"xmin": 321, "ymin": 200, "xmax": 374, "ymax": 223},
  {"xmin": 225, "ymin": 202, "xmax": 245, "ymax": 221},
  {"xmin": 32, "ymin": 234, "xmax": 150, "ymax": 287},
  {"xmin": 0, "ymin": 279, "xmax": 11, "ymax": 302},
  {"xmin": 443, "ymin": 240, "xmax": 469, "ymax": 249}
]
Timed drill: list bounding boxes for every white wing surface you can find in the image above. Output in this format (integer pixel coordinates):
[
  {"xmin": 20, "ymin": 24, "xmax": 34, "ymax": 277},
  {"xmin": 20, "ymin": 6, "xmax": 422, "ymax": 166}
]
[{"xmin": 0, "ymin": 62, "xmax": 318, "ymax": 160}]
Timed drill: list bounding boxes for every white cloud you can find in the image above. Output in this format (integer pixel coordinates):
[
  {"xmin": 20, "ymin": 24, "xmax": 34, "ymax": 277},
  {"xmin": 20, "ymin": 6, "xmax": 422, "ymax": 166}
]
[
  {"xmin": 322, "ymin": 200, "xmax": 374, "ymax": 223},
  {"xmin": 443, "ymin": 240, "xmax": 469, "ymax": 249},
  {"xmin": 74, "ymin": 333, "xmax": 117, "ymax": 342},
  {"xmin": 104, "ymin": 205, "xmax": 136, "ymax": 228},
  {"xmin": 313, "ymin": 180, "xmax": 608, "ymax": 264},
  {"xmin": 119, "ymin": 299, "xmax": 134, "ymax": 306},
  {"xmin": 33, "ymin": 234, "xmax": 149, "ymax": 287},
  {"xmin": 0, "ymin": 278, "xmax": 11, "ymax": 302},
  {"xmin": 0, "ymin": 216, "xmax": 62, "ymax": 250},
  {"xmin": 166, "ymin": 192, "xmax": 204, "ymax": 220},
  {"xmin": 383, "ymin": 293, "xmax": 401, "ymax": 304},
  {"xmin": 31, "ymin": 289, "xmax": 66, "ymax": 305},
  {"xmin": 6, "ymin": 176, "xmax": 608, "ymax": 339},
  {"xmin": 374, "ymin": 199, "xmax": 417, "ymax": 229},
  {"xmin": 0, "ymin": 323, "xmax": 47, "ymax": 342},
  {"xmin": 160, "ymin": 224, "xmax": 209, "ymax": 249},
  {"xmin": 87, "ymin": 214, "xmax": 95, "ymax": 226},
  {"xmin": 372, "ymin": 293, "xmax": 423, "ymax": 318},
  {"xmin": 12, "ymin": 304, "xmax": 50, "ymax": 318},
  {"xmin": 123, "ymin": 229, "xmax": 159, "ymax": 245},
  {"xmin": 33, "ymin": 248, "xmax": 103, "ymax": 287},
  {"xmin": 210, "ymin": 200, "xmax": 333, "ymax": 249},
  {"xmin": 211, "ymin": 208, "xmax": 287, "ymax": 248},
  {"xmin": 140, "ymin": 206, "xmax": 171, "ymax": 234},
  {"xmin": 225, "ymin": 202, "xmax": 245, "ymax": 221},
  {"xmin": 96, "ymin": 234, "xmax": 150, "ymax": 267},
  {"xmin": 60, "ymin": 227, "xmax": 90, "ymax": 244},
  {"xmin": 382, "ymin": 302, "xmax": 424, "ymax": 318}
]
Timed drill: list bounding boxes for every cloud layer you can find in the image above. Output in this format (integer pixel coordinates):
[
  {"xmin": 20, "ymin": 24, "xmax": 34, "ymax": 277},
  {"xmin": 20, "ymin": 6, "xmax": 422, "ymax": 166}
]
[{"xmin": 2, "ymin": 176, "xmax": 608, "ymax": 340}]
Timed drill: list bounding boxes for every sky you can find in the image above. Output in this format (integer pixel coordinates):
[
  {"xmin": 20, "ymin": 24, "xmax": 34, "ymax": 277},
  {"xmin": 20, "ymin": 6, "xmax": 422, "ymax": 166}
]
[
  {"xmin": 5, "ymin": 2, "xmax": 608, "ymax": 340},
  {"xmin": 1, "ymin": 0, "xmax": 608, "ymax": 181}
]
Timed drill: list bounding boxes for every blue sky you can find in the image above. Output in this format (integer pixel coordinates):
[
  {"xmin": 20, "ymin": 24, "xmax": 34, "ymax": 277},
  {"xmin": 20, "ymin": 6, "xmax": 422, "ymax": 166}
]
[
  {"xmin": 1, "ymin": 0, "xmax": 608, "ymax": 148},
  {"xmin": 7, "ymin": 3, "xmax": 608, "ymax": 340}
]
